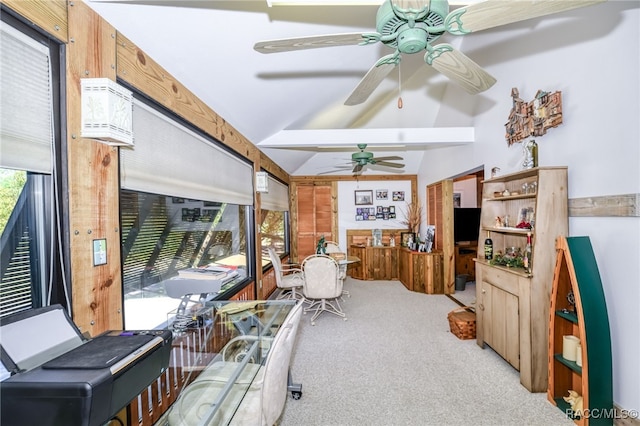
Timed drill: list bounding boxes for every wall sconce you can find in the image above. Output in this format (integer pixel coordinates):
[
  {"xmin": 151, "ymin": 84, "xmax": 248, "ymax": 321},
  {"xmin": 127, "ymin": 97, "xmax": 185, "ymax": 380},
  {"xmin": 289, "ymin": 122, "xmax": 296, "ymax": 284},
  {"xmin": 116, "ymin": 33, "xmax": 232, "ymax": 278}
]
[
  {"xmin": 80, "ymin": 78, "xmax": 134, "ymax": 147},
  {"xmin": 256, "ymin": 171, "xmax": 269, "ymax": 193}
]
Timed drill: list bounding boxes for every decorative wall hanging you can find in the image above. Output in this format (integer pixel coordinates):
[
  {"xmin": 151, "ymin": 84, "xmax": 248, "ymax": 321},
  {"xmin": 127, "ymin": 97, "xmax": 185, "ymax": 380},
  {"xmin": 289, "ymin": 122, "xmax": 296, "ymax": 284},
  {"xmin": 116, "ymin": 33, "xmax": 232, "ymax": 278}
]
[{"xmin": 505, "ymin": 88, "xmax": 563, "ymax": 146}]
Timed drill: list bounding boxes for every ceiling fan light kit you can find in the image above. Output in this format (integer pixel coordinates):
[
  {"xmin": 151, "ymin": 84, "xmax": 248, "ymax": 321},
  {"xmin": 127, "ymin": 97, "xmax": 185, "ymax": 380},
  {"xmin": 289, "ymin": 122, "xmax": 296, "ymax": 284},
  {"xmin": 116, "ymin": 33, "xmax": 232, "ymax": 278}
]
[{"xmin": 255, "ymin": 0, "xmax": 606, "ymax": 105}]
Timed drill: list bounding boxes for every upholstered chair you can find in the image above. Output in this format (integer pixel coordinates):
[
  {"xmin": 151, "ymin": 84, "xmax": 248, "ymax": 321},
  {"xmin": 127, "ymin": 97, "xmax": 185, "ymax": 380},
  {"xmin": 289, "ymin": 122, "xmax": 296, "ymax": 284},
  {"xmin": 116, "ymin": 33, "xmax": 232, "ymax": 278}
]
[
  {"xmin": 323, "ymin": 241, "xmax": 350, "ymax": 298},
  {"xmin": 301, "ymin": 254, "xmax": 346, "ymax": 325}
]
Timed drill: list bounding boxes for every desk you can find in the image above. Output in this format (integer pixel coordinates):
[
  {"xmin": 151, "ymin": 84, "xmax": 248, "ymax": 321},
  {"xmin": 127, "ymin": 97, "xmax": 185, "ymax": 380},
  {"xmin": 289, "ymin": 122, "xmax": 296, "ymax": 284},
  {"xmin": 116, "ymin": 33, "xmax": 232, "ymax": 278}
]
[{"xmin": 158, "ymin": 299, "xmax": 298, "ymax": 425}]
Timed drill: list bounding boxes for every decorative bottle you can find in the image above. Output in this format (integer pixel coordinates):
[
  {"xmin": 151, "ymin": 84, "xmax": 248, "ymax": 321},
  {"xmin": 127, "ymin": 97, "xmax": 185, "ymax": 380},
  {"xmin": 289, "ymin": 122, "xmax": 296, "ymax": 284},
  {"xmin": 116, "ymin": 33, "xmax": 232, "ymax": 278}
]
[
  {"xmin": 484, "ymin": 231, "xmax": 493, "ymax": 260},
  {"xmin": 523, "ymin": 139, "xmax": 539, "ymax": 169},
  {"xmin": 523, "ymin": 232, "xmax": 533, "ymax": 274}
]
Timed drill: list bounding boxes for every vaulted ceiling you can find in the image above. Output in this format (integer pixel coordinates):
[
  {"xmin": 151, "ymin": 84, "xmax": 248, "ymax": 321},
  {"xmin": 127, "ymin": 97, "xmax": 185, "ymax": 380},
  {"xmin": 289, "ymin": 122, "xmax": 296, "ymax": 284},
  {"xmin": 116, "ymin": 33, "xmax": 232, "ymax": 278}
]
[{"xmin": 86, "ymin": 0, "xmax": 606, "ymax": 176}]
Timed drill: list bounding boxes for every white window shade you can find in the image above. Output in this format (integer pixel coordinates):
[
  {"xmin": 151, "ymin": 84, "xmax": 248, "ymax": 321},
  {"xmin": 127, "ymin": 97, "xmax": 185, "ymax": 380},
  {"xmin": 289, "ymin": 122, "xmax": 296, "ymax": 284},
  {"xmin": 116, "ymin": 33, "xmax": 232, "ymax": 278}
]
[
  {"xmin": 0, "ymin": 22, "xmax": 53, "ymax": 174},
  {"xmin": 121, "ymin": 100, "xmax": 253, "ymax": 205},
  {"xmin": 260, "ymin": 176, "xmax": 289, "ymax": 211}
]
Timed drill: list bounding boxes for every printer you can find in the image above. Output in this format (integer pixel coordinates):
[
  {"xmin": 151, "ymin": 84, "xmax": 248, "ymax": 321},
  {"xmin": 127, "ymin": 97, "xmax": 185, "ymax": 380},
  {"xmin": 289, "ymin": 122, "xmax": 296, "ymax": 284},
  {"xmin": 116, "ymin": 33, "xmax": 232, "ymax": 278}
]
[{"xmin": 0, "ymin": 304, "xmax": 172, "ymax": 426}]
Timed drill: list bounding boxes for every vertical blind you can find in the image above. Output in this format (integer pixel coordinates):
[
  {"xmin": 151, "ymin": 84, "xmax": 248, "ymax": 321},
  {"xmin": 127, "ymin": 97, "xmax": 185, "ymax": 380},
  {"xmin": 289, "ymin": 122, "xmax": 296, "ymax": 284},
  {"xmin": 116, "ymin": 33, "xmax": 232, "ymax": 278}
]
[
  {"xmin": 0, "ymin": 22, "xmax": 53, "ymax": 173},
  {"xmin": 120, "ymin": 100, "xmax": 254, "ymax": 205},
  {"xmin": 260, "ymin": 176, "xmax": 289, "ymax": 211}
]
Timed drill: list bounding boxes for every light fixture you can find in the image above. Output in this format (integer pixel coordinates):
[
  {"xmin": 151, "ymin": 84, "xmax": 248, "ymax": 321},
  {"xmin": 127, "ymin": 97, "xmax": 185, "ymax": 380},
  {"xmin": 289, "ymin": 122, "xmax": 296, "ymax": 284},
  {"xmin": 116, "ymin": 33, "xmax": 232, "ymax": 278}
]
[
  {"xmin": 80, "ymin": 78, "xmax": 134, "ymax": 147},
  {"xmin": 256, "ymin": 171, "xmax": 269, "ymax": 193}
]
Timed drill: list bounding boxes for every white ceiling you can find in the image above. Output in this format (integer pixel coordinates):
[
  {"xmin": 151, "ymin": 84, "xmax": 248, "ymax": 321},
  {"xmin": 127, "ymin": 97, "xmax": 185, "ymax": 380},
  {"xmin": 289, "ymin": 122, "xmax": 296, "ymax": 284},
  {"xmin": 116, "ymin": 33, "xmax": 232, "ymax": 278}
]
[{"xmin": 85, "ymin": 0, "xmax": 603, "ymax": 176}]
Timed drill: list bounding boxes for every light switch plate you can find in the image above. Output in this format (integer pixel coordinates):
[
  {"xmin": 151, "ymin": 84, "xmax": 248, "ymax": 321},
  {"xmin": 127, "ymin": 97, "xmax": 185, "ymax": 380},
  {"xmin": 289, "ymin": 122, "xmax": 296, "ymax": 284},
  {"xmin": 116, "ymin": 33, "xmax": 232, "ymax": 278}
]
[{"xmin": 93, "ymin": 239, "xmax": 107, "ymax": 266}]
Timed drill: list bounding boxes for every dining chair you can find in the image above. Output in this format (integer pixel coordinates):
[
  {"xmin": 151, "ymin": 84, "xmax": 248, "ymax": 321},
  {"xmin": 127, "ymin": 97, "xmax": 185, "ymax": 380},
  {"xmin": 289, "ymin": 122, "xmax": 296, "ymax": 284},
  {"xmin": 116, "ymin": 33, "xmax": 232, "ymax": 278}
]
[
  {"xmin": 301, "ymin": 254, "xmax": 346, "ymax": 325},
  {"xmin": 268, "ymin": 247, "xmax": 304, "ymax": 301},
  {"xmin": 323, "ymin": 241, "xmax": 350, "ymax": 299}
]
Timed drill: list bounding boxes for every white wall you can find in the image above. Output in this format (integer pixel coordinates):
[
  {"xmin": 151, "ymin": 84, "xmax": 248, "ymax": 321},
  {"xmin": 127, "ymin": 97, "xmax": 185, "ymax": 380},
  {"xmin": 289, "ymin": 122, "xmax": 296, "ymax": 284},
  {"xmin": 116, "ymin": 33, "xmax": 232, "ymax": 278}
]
[
  {"xmin": 417, "ymin": 3, "xmax": 639, "ymax": 413},
  {"xmin": 335, "ymin": 180, "xmax": 413, "ymax": 252}
]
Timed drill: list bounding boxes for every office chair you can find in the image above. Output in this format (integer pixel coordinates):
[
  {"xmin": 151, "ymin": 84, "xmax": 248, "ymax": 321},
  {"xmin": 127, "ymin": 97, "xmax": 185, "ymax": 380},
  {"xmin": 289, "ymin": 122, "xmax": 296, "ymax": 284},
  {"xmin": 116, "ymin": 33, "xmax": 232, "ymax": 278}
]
[
  {"xmin": 268, "ymin": 248, "xmax": 304, "ymax": 301},
  {"xmin": 301, "ymin": 254, "xmax": 346, "ymax": 325}
]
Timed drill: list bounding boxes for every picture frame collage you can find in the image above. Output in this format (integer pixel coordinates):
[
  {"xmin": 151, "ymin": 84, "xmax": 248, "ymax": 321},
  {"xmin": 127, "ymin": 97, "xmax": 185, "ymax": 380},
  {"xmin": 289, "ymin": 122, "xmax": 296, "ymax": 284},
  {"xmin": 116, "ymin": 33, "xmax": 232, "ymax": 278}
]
[{"xmin": 354, "ymin": 189, "xmax": 402, "ymax": 221}]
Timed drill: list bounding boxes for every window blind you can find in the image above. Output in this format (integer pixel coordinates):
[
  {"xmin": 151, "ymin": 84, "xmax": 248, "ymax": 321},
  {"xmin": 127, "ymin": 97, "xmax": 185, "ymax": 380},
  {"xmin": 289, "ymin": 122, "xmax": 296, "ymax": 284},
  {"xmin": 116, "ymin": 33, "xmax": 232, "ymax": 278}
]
[
  {"xmin": 0, "ymin": 22, "xmax": 53, "ymax": 174},
  {"xmin": 260, "ymin": 176, "xmax": 289, "ymax": 211},
  {"xmin": 120, "ymin": 100, "xmax": 254, "ymax": 205}
]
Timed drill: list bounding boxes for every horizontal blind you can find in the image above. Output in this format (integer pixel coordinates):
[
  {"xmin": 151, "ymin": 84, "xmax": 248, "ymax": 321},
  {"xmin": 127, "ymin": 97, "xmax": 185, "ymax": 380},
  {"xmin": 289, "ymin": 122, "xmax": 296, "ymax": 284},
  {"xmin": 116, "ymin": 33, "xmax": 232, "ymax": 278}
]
[
  {"xmin": 261, "ymin": 176, "xmax": 289, "ymax": 211},
  {"xmin": 0, "ymin": 22, "xmax": 53, "ymax": 173},
  {"xmin": 121, "ymin": 100, "xmax": 253, "ymax": 205}
]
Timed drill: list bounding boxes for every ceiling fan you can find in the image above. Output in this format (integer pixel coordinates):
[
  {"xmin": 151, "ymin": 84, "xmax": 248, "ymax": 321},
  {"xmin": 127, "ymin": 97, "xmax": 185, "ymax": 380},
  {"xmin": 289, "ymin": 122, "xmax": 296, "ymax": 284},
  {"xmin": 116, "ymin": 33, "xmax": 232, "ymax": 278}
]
[
  {"xmin": 345, "ymin": 143, "xmax": 405, "ymax": 174},
  {"xmin": 255, "ymin": 0, "xmax": 605, "ymax": 105}
]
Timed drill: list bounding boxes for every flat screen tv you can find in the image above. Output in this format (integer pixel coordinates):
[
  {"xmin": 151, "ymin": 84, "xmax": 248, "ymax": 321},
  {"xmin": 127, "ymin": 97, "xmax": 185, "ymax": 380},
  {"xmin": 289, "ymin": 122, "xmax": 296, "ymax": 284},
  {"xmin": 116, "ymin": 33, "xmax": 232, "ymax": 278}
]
[{"xmin": 454, "ymin": 207, "xmax": 481, "ymax": 243}]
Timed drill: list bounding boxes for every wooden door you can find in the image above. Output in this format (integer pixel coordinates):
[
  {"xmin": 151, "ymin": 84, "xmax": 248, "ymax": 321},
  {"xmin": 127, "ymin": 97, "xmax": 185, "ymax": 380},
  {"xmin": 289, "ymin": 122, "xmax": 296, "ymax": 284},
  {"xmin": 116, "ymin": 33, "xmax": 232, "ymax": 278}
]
[
  {"xmin": 292, "ymin": 183, "xmax": 335, "ymax": 262},
  {"xmin": 427, "ymin": 180, "xmax": 454, "ymax": 294}
]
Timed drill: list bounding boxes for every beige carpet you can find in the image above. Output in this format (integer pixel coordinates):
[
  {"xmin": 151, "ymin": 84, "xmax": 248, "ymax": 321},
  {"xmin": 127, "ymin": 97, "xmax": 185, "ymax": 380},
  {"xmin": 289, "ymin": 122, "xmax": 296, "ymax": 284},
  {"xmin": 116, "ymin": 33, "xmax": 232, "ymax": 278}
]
[{"xmin": 279, "ymin": 278, "xmax": 573, "ymax": 426}]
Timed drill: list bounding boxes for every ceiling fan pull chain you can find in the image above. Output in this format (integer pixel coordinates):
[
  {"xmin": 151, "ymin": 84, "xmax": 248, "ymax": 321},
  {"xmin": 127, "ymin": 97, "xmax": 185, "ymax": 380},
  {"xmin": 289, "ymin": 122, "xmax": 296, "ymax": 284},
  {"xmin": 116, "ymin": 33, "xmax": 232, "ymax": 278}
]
[{"xmin": 398, "ymin": 63, "xmax": 403, "ymax": 109}]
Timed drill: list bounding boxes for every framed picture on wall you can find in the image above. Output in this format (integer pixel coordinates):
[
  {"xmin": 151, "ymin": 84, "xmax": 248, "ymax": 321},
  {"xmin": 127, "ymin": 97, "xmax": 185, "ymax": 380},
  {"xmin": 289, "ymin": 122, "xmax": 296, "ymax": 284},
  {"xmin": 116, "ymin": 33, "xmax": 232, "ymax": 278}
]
[
  {"xmin": 392, "ymin": 191, "xmax": 405, "ymax": 201},
  {"xmin": 453, "ymin": 192, "xmax": 462, "ymax": 208},
  {"xmin": 355, "ymin": 190, "xmax": 373, "ymax": 205},
  {"xmin": 376, "ymin": 189, "xmax": 388, "ymax": 200}
]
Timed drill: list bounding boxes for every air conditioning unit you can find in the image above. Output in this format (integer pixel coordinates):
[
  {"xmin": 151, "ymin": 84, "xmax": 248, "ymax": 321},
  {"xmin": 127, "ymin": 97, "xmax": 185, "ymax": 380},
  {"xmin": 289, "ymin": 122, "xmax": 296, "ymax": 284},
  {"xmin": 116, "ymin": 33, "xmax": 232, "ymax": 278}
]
[{"xmin": 81, "ymin": 78, "xmax": 134, "ymax": 147}]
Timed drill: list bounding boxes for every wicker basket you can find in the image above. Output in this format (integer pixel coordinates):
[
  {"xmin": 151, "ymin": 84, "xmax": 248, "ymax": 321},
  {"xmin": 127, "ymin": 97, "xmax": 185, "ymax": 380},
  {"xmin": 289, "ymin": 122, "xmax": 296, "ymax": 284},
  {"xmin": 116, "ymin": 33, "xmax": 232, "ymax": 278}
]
[{"xmin": 448, "ymin": 306, "xmax": 476, "ymax": 340}]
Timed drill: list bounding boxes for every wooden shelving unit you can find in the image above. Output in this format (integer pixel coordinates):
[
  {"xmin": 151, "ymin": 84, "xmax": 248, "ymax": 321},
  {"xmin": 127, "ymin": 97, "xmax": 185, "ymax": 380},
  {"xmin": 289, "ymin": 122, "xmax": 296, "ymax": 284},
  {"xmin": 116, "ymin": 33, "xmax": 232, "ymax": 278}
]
[
  {"xmin": 548, "ymin": 236, "xmax": 613, "ymax": 425},
  {"xmin": 475, "ymin": 167, "xmax": 568, "ymax": 392}
]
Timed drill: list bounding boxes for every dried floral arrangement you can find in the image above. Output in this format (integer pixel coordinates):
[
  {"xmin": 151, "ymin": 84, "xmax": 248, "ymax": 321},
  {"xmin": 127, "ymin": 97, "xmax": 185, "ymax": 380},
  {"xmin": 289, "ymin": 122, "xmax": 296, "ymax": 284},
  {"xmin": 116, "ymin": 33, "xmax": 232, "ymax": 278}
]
[{"xmin": 401, "ymin": 201, "xmax": 422, "ymax": 234}]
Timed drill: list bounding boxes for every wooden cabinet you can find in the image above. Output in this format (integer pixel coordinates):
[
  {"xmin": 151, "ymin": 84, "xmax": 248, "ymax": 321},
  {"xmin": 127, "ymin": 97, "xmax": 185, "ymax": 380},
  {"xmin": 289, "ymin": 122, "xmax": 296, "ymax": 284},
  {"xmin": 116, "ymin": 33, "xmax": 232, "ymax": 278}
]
[
  {"xmin": 455, "ymin": 243, "xmax": 476, "ymax": 281},
  {"xmin": 547, "ymin": 236, "xmax": 612, "ymax": 425},
  {"xmin": 398, "ymin": 248, "xmax": 444, "ymax": 294},
  {"xmin": 347, "ymin": 245, "xmax": 398, "ymax": 280},
  {"xmin": 475, "ymin": 167, "xmax": 568, "ymax": 392}
]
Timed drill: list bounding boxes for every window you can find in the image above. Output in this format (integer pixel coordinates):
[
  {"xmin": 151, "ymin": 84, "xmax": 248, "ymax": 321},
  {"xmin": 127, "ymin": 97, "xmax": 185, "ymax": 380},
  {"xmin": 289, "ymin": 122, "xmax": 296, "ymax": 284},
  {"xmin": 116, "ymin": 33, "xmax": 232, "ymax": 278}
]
[
  {"xmin": 120, "ymin": 99, "xmax": 255, "ymax": 329},
  {"xmin": 0, "ymin": 16, "xmax": 65, "ymax": 318},
  {"xmin": 259, "ymin": 176, "xmax": 290, "ymax": 268}
]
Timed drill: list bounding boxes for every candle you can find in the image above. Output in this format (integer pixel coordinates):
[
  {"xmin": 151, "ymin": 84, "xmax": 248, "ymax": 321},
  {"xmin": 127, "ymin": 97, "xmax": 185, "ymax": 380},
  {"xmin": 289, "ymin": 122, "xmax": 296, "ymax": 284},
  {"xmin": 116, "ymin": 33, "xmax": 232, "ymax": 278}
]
[
  {"xmin": 576, "ymin": 343, "xmax": 583, "ymax": 367},
  {"xmin": 563, "ymin": 335, "xmax": 580, "ymax": 361}
]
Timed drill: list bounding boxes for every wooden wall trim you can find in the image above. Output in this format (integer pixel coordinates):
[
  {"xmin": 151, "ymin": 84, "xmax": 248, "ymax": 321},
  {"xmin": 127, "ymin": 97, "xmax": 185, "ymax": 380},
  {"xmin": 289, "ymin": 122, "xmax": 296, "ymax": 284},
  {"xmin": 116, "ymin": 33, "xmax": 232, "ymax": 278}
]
[
  {"xmin": 66, "ymin": 1, "xmax": 122, "ymax": 334},
  {"xmin": 1, "ymin": 0, "xmax": 68, "ymax": 43},
  {"xmin": 291, "ymin": 174, "xmax": 417, "ymax": 183},
  {"xmin": 569, "ymin": 193, "xmax": 639, "ymax": 217}
]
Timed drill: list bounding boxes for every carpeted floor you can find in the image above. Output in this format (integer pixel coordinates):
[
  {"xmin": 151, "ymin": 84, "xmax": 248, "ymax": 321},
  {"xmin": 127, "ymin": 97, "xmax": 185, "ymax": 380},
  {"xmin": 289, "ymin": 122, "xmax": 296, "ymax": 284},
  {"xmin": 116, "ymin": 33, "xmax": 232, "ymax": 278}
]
[{"xmin": 278, "ymin": 278, "xmax": 573, "ymax": 426}]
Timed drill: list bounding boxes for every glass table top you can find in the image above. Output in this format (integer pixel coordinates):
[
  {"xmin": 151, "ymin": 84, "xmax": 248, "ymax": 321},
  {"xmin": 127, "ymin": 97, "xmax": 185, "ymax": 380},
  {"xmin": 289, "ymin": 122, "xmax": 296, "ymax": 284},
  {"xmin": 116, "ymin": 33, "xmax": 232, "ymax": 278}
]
[{"xmin": 157, "ymin": 299, "xmax": 297, "ymax": 425}]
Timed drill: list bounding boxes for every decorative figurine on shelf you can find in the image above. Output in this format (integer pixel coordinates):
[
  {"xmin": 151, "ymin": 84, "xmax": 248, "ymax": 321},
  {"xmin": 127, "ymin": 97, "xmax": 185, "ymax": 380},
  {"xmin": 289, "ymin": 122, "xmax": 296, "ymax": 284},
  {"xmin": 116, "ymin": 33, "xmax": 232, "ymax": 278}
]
[
  {"xmin": 566, "ymin": 290, "xmax": 576, "ymax": 312},
  {"xmin": 389, "ymin": 233, "xmax": 396, "ymax": 247},
  {"xmin": 316, "ymin": 235, "xmax": 326, "ymax": 255},
  {"xmin": 563, "ymin": 390, "xmax": 584, "ymax": 417}
]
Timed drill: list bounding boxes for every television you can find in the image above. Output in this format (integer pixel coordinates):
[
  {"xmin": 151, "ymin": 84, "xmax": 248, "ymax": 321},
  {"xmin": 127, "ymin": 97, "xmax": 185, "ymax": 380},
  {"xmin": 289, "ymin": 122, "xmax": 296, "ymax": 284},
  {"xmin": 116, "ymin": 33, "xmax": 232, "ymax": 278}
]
[{"xmin": 454, "ymin": 207, "xmax": 481, "ymax": 243}]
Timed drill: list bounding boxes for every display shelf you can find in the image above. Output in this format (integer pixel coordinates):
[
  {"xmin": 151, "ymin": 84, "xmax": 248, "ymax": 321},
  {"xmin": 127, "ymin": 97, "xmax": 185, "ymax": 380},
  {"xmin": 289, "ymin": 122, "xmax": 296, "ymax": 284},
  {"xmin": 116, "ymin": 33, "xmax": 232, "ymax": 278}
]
[
  {"xmin": 547, "ymin": 236, "xmax": 613, "ymax": 426},
  {"xmin": 553, "ymin": 353, "xmax": 582, "ymax": 374},
  {"xmin": 476, "ymin": 166, "xmax": 568, "ymax": 392}
]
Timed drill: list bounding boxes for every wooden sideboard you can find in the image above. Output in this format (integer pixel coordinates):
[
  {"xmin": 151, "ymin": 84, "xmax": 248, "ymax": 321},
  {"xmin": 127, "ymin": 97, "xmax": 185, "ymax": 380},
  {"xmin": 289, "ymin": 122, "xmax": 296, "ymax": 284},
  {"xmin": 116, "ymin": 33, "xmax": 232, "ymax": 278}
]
[
  {"xmin": 348, "ymin": 245, "xmax": 399, "ymax": 280},
  {"xmin": 398, "ymin": 248, "xmax": 445, "ymax": 294}
]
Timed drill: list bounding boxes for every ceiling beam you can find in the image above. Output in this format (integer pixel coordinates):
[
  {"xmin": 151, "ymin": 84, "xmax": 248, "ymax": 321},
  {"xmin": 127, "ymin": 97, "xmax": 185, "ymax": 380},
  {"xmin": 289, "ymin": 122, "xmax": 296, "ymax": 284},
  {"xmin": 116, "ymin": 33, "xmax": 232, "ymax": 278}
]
[{"xmin": 257, "ymin": 127, "xmax": 475, "ymax": 148}]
